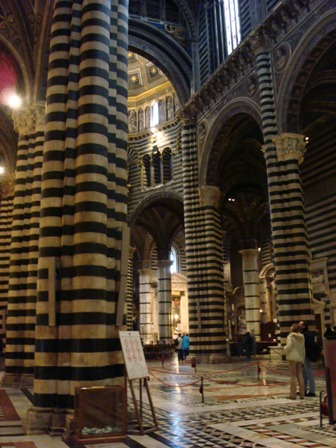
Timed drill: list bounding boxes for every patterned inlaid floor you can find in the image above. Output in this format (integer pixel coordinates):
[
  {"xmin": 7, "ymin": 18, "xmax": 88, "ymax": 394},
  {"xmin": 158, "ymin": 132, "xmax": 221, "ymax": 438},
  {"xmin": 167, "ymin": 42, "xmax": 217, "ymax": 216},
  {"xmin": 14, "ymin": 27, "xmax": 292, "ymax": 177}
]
[{"xmin": 1, "ymin": 356, "xmax": 335, "ymax": 448}]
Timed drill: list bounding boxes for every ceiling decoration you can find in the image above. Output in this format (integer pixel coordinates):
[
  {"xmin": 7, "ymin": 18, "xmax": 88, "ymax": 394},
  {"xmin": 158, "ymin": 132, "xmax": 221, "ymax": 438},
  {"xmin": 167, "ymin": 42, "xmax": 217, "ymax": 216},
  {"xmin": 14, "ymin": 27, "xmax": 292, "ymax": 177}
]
[{"xmin": 128, "ymin": 52, "xmax": 169, "ymax": 98}]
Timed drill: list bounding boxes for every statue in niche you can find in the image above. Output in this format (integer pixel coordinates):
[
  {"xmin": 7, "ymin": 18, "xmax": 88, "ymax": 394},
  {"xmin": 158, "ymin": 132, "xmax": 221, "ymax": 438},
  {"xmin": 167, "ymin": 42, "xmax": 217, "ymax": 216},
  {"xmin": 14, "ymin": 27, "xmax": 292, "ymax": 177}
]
[
  {"xmin": 167, "ymin": 96, "xmax": 174, "ymax": 120},
  {"xmin": 159, "ymin": 99, "xmax": 165, "ymax": 123},
  {"xmin": 274, "ymin": 46, "xmax": 288, "ymax": 71},
  {"xmin": 198, "ymin": 122, "xmax": 207, "ymax": 141},
  {"xmin": 247, "ymin": 76, "xmax": 257, "ymax": 96},
  {"xmin": 145, "ymin": 106, "xmax": 150, "ymax": 129},
  {"xmin": 129, "ymin": 110, "xmax": 137, "ymax": 133},
  {"xmin": 138, "ymin": 108, "xmax": 144, "ymax": 131}
]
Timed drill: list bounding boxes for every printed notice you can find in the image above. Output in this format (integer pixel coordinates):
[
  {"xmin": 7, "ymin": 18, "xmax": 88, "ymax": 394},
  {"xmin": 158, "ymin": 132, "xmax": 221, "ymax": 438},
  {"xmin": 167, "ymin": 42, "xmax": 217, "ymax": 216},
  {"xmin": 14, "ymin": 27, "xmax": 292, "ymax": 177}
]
[{"xmin": 119, "ymin": 331, "xmax": 149, "ymax": 380}]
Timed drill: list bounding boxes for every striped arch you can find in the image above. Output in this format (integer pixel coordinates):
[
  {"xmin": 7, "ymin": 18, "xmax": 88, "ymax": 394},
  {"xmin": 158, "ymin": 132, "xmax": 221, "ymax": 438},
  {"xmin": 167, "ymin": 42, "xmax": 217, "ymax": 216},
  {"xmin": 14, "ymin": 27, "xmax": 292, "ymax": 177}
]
[
  {"xmin": 199, "ymin": 98, "xmax": 262, "ymax": 187},
  {"xmin": 129, "ymin": 19, "xmax": 192, "ymax": 105},
  {"xmin": 277, "ymin": 9, "xmax": 336, "ymax": 133}
]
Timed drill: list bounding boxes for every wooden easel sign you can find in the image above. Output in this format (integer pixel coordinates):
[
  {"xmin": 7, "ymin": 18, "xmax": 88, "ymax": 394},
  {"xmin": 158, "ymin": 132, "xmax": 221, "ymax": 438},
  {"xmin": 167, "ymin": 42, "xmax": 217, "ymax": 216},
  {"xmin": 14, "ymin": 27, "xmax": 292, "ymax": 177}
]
[{"xmin": 119, "ymin": 331, "xmax": 158, "ymax": 434}]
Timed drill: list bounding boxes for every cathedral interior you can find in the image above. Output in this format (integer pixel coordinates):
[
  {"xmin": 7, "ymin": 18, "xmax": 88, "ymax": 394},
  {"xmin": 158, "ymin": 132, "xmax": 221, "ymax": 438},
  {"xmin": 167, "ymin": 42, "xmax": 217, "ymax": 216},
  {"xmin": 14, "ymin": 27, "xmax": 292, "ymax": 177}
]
[{"xmin": 0, "ymin": 0, "xmax": 336, "ymax": 443}]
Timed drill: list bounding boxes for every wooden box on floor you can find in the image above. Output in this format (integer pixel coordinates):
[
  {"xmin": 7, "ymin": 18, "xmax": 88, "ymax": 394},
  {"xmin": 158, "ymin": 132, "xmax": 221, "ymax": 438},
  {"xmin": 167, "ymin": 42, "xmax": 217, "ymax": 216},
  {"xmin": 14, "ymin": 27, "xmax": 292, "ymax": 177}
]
[{"xmin": 67, "ymin": 385, "xmax": 127, "ymax": 445}]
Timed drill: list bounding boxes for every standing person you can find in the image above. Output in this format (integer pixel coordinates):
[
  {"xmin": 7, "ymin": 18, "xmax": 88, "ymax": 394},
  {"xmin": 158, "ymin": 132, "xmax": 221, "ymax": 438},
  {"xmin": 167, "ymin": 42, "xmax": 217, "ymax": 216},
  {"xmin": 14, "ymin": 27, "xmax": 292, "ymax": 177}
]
[
  {"xmin": 181, "ymin": 334, "xmax": 190, "ymax": 360},
  {"xmin": 244, "ymin": 332, "xmax": 254, "ymax": 359},
  {"xmin": 283, "ymin": 323, "xmax": 305, "ymax": 400},
  {"xmin": 176, "ymin": 333, "xmax": 183, "ymax": 362},
  {"xmin": 300, "ymin": 322, "xmax": 318, "ymax": 396}
]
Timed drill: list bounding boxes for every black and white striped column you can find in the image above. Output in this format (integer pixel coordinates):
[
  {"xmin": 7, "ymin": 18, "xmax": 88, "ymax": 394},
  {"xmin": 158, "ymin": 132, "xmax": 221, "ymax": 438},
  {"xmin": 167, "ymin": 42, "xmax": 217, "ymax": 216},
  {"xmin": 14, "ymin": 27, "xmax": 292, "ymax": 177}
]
[
  {"xmin": 254, "ymin": 40, "xmax": 314, "ymax": 340},
  {"xmin": 0, "ymin": 175, "xmax": 14, "ymax": 349},
  {"xmin": 28, "ymin": 0, "xmax": 129, "ymax": 424},
  {"xmin": 181, "ymin": 117, "xmax": 226, "ymax": 360},
  {"xmin": 4, "ymin": 103, "xmax": 44, "ymax": 385},
  {"xmin": 271, "ymin": 133, "xmax": 313, "ymax": 337},
  {"xmin": 138, "ymin": 267, "xmax": 153, "ymax": 344},
  {"xmin": 126, "ymin": 246, "xmax": 136, "ymax": 330},
  {"xmin": 239, "ymin": 248, "xmax": 261, "ymax": 340},
  {"xmin": 157, "ymin": 250, "xmax": 172, "ymax": 343}
]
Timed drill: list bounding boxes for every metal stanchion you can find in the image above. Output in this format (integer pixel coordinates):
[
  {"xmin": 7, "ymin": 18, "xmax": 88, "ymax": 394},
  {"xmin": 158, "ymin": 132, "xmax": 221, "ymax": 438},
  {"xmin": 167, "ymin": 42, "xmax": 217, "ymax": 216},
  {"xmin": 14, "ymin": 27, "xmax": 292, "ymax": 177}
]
[{"xmin": 199, "ymin": 376, "xmax": 204, "ymax": 403}]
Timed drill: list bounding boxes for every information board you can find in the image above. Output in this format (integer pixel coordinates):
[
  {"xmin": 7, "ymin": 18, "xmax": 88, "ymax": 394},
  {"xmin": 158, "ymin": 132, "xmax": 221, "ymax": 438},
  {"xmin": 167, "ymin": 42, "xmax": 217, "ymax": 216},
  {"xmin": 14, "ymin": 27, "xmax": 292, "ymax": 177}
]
[{"xmin": 119, "ymin": 331, "xmax": 149, "ymax": 380}]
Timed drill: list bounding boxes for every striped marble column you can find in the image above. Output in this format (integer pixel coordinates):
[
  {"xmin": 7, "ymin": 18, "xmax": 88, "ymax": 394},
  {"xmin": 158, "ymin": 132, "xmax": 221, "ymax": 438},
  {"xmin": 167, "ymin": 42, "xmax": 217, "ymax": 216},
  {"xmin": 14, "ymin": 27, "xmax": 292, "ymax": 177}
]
[
  {"xmin": 157, "ymin": 251, "xmax": 172, "ymax": 343},
  {"xmin": 138, "ymin": 268, "xmax": 153, "ymax": 345},
  {"xmin": 253, "ymin": 38, "xmax": 314, "ymax": 340},
  {"xmin": 181, "ymin": 116, "xmax": 226, "ymax": 360},
  {"xmin": 239, "ymin": 249, "xmax": 261, "ymax": 340},
  {"xmin": 0, "ymin": 175, "xmax": 14, "ymax": 348},
  {"xmin": 199, "ymin": 185, "xmax": 226, "ymax": 344},
  {"xmin": 3, "ymin": 103, "xmax": 44, "ymax": 386},
  {"xmin": 271, "ymin": 133, "xmax": 313, "ymax": 336},
  {"xmin": 126, "ymin": 246, "xmax": 136, "ymax": 330},
  {"xmin": 27, "ymin": 0, "xmax": 129, "ymax": 429}
]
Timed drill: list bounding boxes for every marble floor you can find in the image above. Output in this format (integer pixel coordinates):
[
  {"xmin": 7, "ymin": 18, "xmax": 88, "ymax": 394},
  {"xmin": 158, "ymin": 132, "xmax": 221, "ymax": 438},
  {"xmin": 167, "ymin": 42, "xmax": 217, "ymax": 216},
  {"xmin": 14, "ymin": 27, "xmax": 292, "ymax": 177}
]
[{"xmin": 0, "ymin": 354, "xmax": 335, "ymax": 448}]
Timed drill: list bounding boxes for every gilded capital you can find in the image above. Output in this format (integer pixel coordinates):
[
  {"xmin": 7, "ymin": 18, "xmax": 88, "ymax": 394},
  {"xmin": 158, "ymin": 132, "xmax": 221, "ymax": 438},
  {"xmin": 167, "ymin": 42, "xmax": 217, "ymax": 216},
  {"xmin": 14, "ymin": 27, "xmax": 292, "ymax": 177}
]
[
  {"xmin": 199, "ymin": 185, "xmax": 222, "ymax": 208},
  {"xmin": 272, "ymin": 133, "xmax": 307, "ymax": 165}
]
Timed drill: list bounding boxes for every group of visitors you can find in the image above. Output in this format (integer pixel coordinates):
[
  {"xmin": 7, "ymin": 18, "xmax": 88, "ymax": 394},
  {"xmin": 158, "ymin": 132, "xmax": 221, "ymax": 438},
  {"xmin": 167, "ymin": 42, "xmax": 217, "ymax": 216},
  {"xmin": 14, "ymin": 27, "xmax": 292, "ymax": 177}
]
[
  {"xmin": 283, "ymin": 320, "xmax": 322, "ymax": 400},
  {"xmin": 175, "ymin": 333, "xmax": 190, "ymax": 362}
]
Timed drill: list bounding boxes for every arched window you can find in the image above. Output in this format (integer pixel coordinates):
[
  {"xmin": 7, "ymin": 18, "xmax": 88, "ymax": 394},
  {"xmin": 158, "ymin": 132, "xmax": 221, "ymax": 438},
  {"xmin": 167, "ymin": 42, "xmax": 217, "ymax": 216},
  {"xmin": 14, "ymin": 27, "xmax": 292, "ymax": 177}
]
[
  {"xmin": 170, "ymin": 247, "xmax": 178, "ymax": 274},
  {"xmin": 143, "ymin": 154, "xmax": 151, "ymax": 187},
  {"xmin": 162, "ymin": 147, "xmax": 172, "ymax": 183},
  {"xmin": 152, "ymin": 149, "xmax": 161, "ymax": 185},
  {"xmin": 222, "ymin": 0, "xmax": 241, "ymax": 55},
  {"xmin": 150, "ymin": 101, "xmax": 159, "ymax": 127}
]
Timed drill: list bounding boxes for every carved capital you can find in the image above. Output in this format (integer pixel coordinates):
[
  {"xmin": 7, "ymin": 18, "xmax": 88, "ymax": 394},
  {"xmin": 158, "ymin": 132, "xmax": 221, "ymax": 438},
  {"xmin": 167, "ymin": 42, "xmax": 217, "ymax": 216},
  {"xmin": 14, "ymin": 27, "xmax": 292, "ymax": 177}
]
[
  {"xmin": 0, "ymin": 173, "xmax": 15, "ymax": 199},
  {"xmin": 178, "ymin": 110, "xmax": 197, "ymax": 127},
  {"xmin": 11, "ymin": 106, "xmax": 33, "ymax": 136},
  {"xmin": 35, "ymin": 101, "xmax": 46, "ymax": 130},
  {"xmin": 272, "ymin": 133, "xmax": 307, "ymax": 164},
  {"xmin": 199, "ymin": 185, "xmax": 222, "ymax": 208},
  {"xmin": 239, "ymin": 248, "xmax": 260, "ymax": 262},
  {"xmin": 11, "ymin": 103, "xmax": 45, "ymax": 136},
  {"xmin": 129, "ymin": 245, "xmax": 136, "ymax": 257}
]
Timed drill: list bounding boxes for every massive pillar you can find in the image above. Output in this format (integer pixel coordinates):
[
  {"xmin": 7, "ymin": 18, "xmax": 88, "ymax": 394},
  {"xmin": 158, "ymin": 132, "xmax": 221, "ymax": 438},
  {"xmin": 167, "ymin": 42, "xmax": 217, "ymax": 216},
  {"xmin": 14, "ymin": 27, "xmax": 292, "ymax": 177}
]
[
  {"xmin": 4, "ymin": 103, "xmax": 45, "ymax": 386},
  {"xmin": 0, "ymin": 174, "xmax": 15, "ymax": 348},
  {"xmin": 199, "ymin": 185, "xmax": 226, "ymax": 340},
  {"xmin": 239, "ymin": 248, "xmax": 261, "ymax": 340},
  {"xmin": 181, "ymin": 116, "xmax": 226, "ymax": 360},
  {"xmin": 157, "ymin": 250, "xmax": 172, "ymax": 343},
  {"xmin": 271, "ymin": 133, "xmax": 313, "ymax": 334},
  {"xmin": 252, "ymin": 34, "xmax": 314, "ymax": 340},
  {"xmin": 27, "ymin": 0, "xmax": 129, "ymax": 431}
]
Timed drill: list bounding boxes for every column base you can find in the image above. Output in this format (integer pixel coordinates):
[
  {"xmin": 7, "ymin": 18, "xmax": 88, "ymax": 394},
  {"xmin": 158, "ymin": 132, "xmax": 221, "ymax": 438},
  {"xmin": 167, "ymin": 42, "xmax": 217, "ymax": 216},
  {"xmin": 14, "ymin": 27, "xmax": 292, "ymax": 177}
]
[
  {"xmin": 1, "ymin": 373, "xmax": 34, "ymax": 387},
  {"xmin": 25, "ymin": 406, "xmax": 73, "ymax": 435}
]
